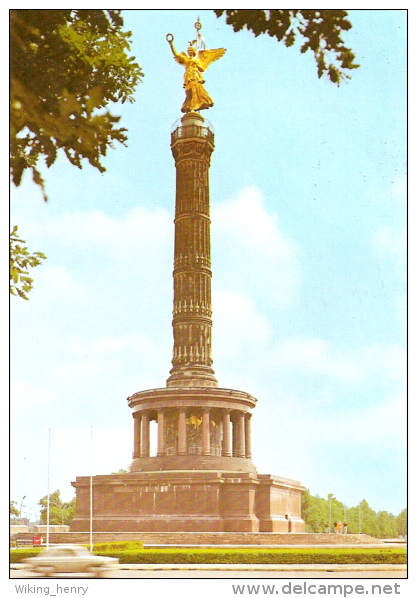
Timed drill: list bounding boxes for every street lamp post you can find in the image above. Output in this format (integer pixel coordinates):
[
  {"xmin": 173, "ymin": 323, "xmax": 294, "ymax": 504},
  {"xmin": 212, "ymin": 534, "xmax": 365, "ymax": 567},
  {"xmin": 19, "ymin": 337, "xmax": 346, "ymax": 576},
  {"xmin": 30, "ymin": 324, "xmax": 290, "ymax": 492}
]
[
  {"xmin": 21, "ymin": 505, "xmax": 39, "ymax": 522},
  {"xmin": 21, "ymin": 505, "xmax": 40, "ymax": 531},
  {"xmin": 90, "ymin": 425, "xmax": 93, "ymax": 552},
  {"xmin": 47, "ymin": 428, "xmax": 51, "ymax": 550},
  {"xmin": 19, "ymin": 496, "xmax": 26, "ymax": 525},
  {"xmin": 328, "ymin": 494, "xmax": 333, "ymax": 533}
]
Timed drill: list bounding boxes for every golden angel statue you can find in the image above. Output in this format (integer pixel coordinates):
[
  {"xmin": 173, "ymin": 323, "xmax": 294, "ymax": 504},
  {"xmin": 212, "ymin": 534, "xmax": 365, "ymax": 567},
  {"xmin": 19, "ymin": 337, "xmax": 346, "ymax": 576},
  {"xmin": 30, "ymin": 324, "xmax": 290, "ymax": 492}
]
[{"xmin": 166, "ymin": 20, "xmax": 226, "ymax": 113}]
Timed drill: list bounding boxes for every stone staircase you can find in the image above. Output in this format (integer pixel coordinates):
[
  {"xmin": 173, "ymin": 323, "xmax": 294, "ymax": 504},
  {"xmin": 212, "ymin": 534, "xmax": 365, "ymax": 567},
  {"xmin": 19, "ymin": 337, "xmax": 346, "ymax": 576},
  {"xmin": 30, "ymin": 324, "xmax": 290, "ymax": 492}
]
[{"xmin": 16, "ymin": 531, "xmax": 383, "ymax": 546}]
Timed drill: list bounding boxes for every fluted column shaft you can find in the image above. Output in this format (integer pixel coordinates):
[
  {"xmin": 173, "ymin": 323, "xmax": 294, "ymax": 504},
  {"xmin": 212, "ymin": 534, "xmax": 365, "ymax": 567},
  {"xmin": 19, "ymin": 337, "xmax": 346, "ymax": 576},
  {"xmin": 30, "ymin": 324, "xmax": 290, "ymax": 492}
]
[{"xmin": 167, "ymin": 112, "xmax": 217, "ymax": 388}]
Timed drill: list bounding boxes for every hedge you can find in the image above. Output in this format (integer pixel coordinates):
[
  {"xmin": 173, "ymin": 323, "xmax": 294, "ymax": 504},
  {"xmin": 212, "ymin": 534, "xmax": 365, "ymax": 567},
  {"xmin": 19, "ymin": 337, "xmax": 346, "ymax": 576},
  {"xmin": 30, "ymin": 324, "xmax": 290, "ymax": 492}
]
[
  {"xmin": 95, "ymin": 547, "xmax": 406, "ymax": 565},
  {"xmin": 11, "ymin": 546, "xmax": 406, "ymax": 566},
  {"xmin": 10, "ymin": 549, "xmax": 41, "ymax": 563},
  {"xmin": 92, "ymin": 541, "xmax": 143, "ymax": 552}
]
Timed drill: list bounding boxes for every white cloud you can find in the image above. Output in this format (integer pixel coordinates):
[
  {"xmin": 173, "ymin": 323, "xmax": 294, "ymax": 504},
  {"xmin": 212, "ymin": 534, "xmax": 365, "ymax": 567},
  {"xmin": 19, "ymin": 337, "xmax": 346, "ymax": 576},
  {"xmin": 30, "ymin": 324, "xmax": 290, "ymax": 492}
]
[
  {"xmin": 371, "ymin": 225, "xmax": 406, "ymax": 260},
  {"xmin": 10, "ymin": 380, "xmax": 56, "ymax": 411},
  {"xmin": 52, "ymin": 356, "xmax": 123, "ymax": 385},
  {"xmin": 274, "ymin": 337, "xmax": 365, "ymax": 382},
  {"xmin": 272, "ymin": 337, "xmax": 406, "ymax": 387},
  {"xmin": 212, "ymin": 289, "xmax": 272, "ymax": 359},
  {"xmin": 361, "ymin": 343, "xmax": 406, "ymax": 386},
  {"xmin": 43, "ymin": 206, "xmax": 172, "ymax": 258},
  {"xmin": 212, "ymin": 186, "xmax": 300, "ymax": 306},
  {"xmin": 35, "ymin": 265, "xmax": 87, "ymax": 300},
  {"xmin": 213, "ymin": 186, "xmax": 295, "ymax": 261},
  {"xmin": 66, "ymin": 330, "xmax": 159, "ymax": 358},
  {"xmin": 309, "ymin": 392, "xmax": 406, "ymax": 451}
]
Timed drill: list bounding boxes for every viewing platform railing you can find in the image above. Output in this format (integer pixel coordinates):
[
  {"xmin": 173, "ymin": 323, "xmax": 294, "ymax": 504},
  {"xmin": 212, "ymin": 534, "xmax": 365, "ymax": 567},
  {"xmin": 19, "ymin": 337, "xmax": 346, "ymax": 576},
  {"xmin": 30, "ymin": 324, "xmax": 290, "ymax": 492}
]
[{"xmin": 171, "ymin": 121, "xmax": 214, "ymax": 145}]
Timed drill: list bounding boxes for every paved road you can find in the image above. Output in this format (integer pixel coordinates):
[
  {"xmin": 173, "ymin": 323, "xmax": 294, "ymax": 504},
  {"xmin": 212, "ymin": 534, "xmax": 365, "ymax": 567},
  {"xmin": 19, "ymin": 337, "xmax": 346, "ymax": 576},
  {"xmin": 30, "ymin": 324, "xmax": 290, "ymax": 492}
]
[{"xmin": 10, "ymin": 565, "xmax": 407, "ymax": 579}]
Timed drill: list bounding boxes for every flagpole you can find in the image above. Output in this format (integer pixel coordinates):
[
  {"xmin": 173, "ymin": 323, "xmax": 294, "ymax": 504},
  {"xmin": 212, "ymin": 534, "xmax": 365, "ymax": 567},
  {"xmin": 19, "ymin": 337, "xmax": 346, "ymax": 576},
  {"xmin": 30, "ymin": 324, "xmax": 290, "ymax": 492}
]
[
  {"xmin": 89, "ymin": 425, "xmax": 93, "ymax": 552},
  {"xmin": 46, "ymin": 428, "xmax": 50, "ymax": 550}
]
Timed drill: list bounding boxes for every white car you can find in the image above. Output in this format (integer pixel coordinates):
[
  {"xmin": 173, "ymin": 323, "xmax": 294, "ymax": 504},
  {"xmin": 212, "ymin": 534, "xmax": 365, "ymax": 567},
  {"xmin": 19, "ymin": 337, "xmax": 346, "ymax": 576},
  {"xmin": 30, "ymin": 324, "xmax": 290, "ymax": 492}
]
[{"xmin": 23, "ymin": 544, "xmax": 119, "ymax": 577}]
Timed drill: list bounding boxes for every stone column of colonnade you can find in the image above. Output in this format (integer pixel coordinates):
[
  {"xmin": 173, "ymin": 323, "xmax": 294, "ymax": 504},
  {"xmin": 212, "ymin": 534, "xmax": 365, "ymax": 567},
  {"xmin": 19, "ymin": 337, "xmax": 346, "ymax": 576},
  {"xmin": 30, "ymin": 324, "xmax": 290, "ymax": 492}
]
[
  {"xmin": 222, "ymin": 410, "xmax": 232, "ymax": 457},
  {"xmin": 178, "ymin": 409, "xmax": 187, "ymax": 455},
  {"xmin": 157, "ymin": 410, "xmax": 165, "ymax": 456},
  {"xmin": 245, "ymin": 413, "xmax": 252, "ymax": 459},
  {"xmin": 133, "ymin": 408, "xmax": 252, "ymax": 459},
  {"xmin": 140, "ymin": 412, "xmax": 150, "ymax": 458},
  {"xmin": 236, "ymin": 412, "xmax": 246, "ymax": 458},
  {"xmin": 133, "ymin": 413, "xmax": 141, "ymax": 458}
]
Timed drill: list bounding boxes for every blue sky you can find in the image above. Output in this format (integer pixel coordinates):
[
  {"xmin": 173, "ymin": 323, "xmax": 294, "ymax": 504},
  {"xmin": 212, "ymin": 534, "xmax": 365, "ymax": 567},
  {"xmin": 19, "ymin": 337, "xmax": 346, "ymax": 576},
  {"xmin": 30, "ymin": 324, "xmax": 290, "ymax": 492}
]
[{"xmin": 10, "ymin": 9, "xmax": 407, "ymax": 520}]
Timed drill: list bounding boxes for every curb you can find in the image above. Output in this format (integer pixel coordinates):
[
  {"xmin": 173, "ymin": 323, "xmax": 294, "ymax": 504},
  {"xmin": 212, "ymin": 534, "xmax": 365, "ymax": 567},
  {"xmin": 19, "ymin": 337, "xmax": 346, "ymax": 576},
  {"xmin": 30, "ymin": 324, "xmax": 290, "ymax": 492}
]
[
  {"xmin": 12, "ymin": 564, "xmax": 407, "ymax": 572},
  {"xmin": 118, "ymin": 565, "xmax": 407, "ymax": 571}
]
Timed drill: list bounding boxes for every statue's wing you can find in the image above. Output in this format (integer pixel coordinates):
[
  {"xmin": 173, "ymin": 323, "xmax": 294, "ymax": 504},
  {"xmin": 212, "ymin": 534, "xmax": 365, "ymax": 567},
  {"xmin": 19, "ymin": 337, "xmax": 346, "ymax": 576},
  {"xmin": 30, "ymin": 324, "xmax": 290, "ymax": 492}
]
[{"xmin": 198, "ymin": 48, "xmax": 226, "ymax": 71}]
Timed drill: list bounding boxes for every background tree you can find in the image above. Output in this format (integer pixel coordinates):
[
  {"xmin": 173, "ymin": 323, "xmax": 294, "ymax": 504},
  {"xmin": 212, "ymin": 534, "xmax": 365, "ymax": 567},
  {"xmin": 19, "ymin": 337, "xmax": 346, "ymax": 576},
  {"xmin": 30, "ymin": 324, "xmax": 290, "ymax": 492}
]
[
  {"xmin": 10, "ymin": 9, "xmax": 143, "ymax": 298},
  {"xmin": 376, "ymin": 510, "xmax": 399, "ymax": 538},
  {"xmin": 215, "ymin": 9, "xmax": 359, "ymax": 85},
  {"xmin": 357, "ymin": 499, "xmax": 379, "ymax": 537},
  {"xmin": 10, "ymin": 500, "xmax": 20, "ymax": 517},
  {"xmin": 302, "ymin": 490, "xmax": 327, "ymax": 532},
  {"xmin": 302, "ymin": 490, "xmax": 406, "ymax": 538},
  {"xmin": 396, "ymin": 508, "xmax": 407, "ymax": 537},
  {"xmin": 38, "ymin": 490, "xmax": 76, "ymax": 526},
  {"xmin": 10, "ymin": 9, "xmax": 143, "ymax": 199}
]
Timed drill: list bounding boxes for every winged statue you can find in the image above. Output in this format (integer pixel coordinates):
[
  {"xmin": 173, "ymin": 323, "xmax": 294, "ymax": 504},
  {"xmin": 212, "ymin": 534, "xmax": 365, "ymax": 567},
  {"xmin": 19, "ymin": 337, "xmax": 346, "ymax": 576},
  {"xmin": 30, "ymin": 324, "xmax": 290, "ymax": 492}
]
[{"xmin": 167, "ymin": 23, "xmax": 226, "ymax": 113}]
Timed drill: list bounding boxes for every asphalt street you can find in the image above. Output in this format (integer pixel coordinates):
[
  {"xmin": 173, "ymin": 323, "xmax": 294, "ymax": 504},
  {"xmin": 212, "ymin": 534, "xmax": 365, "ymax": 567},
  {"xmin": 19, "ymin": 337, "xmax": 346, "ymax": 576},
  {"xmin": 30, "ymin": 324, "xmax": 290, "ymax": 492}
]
[{"xmin": 10, "ymin": 565, "xmax": 407, "ymax": 579}]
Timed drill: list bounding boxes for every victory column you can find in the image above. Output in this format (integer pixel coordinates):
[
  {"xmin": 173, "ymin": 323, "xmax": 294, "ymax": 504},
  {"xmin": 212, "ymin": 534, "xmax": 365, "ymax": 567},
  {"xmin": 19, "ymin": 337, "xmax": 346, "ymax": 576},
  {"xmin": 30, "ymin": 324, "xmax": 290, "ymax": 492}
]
[{"xmin": 71, "ymin": 20, "xmax": 305, "ymax": 533}]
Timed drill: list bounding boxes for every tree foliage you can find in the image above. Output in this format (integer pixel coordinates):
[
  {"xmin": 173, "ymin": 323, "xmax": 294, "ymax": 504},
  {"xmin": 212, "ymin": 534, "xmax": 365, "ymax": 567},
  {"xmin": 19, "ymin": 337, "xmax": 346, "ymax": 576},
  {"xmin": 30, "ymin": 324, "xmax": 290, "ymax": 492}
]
[
  {"xmin": 10, "ymin": 9, "xmax": 143, "ymax": 299},
  {"xmin": 10, "ymin": 500, "xmax": 20, "ymax": 517},
  {"xmin": 214, "ymin": 9, "xmax": 359, "ymax": 85},
  {"xmin": 396, "ymin": 508, "xmax": 407, "ymax": 537},
  {"xmin": 10, "ymin": 9, "xmax": 143, "ymax": 199},
  {"xmin": 10, "ymin": 226, "xmax": 46, "ymax": 300},
  {"xmin": 302, "ymin": 490, "xmax": 407, "ymax": 538},
  {"xmin": 38, "ymin": 489, "xmax": 76, "ymax": 526}
]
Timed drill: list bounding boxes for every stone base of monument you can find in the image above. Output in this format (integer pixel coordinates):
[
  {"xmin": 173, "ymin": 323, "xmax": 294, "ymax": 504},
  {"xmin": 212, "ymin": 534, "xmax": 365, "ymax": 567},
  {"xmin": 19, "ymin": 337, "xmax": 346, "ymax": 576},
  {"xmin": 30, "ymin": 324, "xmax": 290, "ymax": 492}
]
[{"xmin": 71, "ymin": 470, "xmax": 305, "ymax": 533}]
